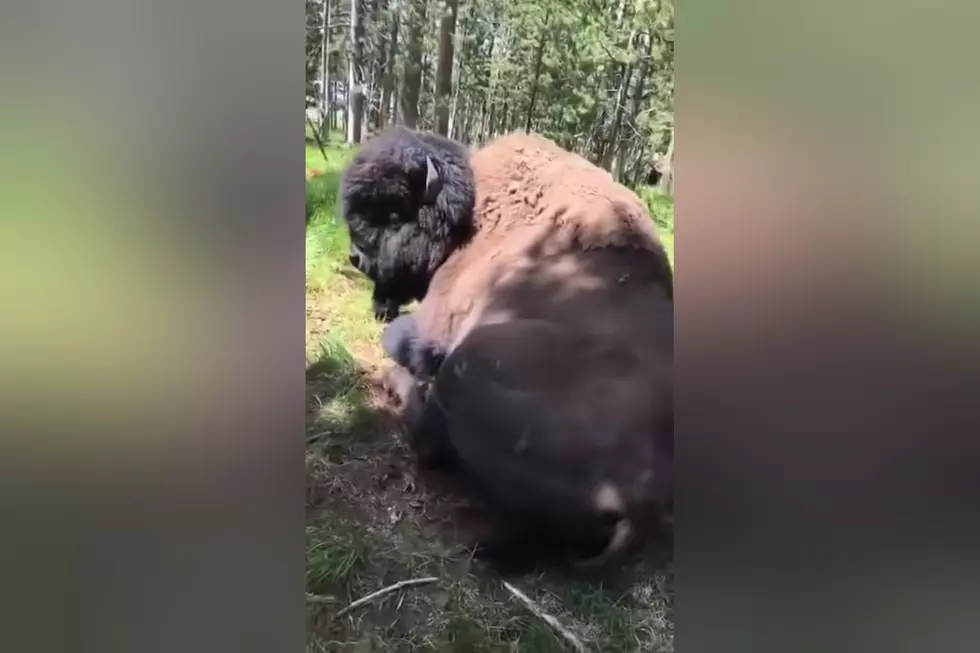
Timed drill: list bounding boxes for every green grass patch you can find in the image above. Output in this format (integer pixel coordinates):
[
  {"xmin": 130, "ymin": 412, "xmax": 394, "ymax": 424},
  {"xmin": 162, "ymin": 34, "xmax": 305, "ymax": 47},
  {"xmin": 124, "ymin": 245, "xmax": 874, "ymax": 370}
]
[
  {"xmin": 305, "ymin": 212, "xmax": 349, "ymax": 278},
  {"xmin": 660, "ymin": 230, "xmax": 674, "ymax": 267},
  {"xmin": 305, "ymin": 521, "xmax": 366, "ymax": 597},
  {"xmin": 306, "ymin": 332, "xmax": 380, "ymax": 450},
  {"xmin": 305, "ymin": 129, "xmax": 351, "ymax": 170},
  {"xmin": 637, "ymin": 185, "xmax": 675, "ymax": 233},
  {"xmin": 309, "ymin": 333, "xmax": 360, "ymax": 396}
]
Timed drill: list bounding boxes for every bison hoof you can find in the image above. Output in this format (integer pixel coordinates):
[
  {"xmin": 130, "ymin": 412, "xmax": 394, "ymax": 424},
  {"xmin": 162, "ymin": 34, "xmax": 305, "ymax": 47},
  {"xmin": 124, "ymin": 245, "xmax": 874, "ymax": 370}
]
[{"xmin": 372, "ymin": 298, "xmax": 400, "ymax": 323}]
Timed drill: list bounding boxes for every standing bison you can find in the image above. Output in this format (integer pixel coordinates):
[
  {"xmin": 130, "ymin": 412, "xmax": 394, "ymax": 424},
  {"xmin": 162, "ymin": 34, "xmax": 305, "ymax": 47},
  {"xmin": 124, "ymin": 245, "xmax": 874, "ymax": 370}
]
[{"xmin": 340, "ymin": 127, "xmax": 674, "ymax": 570}]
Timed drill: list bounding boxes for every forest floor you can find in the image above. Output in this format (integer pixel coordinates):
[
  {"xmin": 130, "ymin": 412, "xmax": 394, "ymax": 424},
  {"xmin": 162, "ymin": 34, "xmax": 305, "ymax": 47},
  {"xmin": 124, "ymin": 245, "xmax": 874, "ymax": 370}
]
[{"xmin": 304, "ymin": 134, "xmax": 675, "ymax": 653}]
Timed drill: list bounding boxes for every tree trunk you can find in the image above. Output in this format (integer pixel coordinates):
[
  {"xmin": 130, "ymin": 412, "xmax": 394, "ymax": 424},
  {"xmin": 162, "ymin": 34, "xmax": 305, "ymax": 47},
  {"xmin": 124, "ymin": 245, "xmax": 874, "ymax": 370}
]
[
  {"xmin": 601, "ymin": 45, "xmax": 636, "ymax": 171},
  {"xmin": 433, "ymin": 0, "xmax": 459, "ymax": 135},
  {"xmin": 452, "ymin": 99, "xmax": 464, "ymax": 139},
  {"xmin": 341, "ymin": 93, "xmax": 348, "ymax": 135},
  {"xmin": 615, "ymin": 31, "xmax": 653, "ymax": 181},
  {"xmin": 379, "ymin": 0, "xmax": 400, "ymax": 127},
  {"xmin": 391, "ymin": 79, "xmax": 402, "ymax": 125},
  {"xmin": 399, "ymin": 0, "xmax": 426, "ymax": 128},
  {"xmin": 462, "ymin": 102, "xmax": 474, "ymax": 142},
  {"xmin": 658, "ymin": 124, "xmax": 674, "ymax": 193},
  {"xmin": 479, "ymin": 26, "xmax": 499, "ymax": 143},
  {"xmin": 591, "ymin": 0, "xmax": 635, "ymax": 162},
  {"xmin": 524, "ymin": 24, "xmax": 548, "ymax": 133},
  {"xmin": 448, "ymin": 85, "xmax": 462, "ymax": 139},
  {"xmin": 631, "ymin": 139, "xmax": 648, "ymax": 187},
  {"xmin": 347, "ymin": 0, "xmax": 364, "ymax": 144},
  {"xmin": 447, "ymin": 0, "xmax": 468, "ymax": 138},
  {"xmin": 319, "ymin": 0, "xmax": 332, "ymax": 140},
  {"xmin": 367, "ymin": 0, "xmax": 384, "ymax": 130}
]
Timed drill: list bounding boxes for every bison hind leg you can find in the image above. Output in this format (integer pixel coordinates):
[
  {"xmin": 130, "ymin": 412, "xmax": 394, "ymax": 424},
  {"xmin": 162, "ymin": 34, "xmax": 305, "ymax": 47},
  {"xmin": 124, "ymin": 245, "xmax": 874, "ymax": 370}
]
[
  {"xmin": 471, "ymin": 521, "xmax": 567, "ymax": 576},
  {"xmin": 470, "ymin": 513, "xmax": 624, "ymax": 575}
]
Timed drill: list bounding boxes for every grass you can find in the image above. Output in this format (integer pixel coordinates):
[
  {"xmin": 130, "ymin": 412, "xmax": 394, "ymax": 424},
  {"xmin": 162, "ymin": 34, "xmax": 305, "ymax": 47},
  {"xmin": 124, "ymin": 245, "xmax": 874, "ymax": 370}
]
[{"xmin": 305, "ymin": 135, "xmax": 675, "ymax": 652}]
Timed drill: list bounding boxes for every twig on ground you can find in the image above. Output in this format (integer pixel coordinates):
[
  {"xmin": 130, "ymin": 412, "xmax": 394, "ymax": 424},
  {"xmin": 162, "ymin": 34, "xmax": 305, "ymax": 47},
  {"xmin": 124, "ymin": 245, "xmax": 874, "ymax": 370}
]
[
  {"xmin": 502, "ymin": 581, "xmax": 588, "ymax": 653},
  {"xmin": 336, "ymin": 577, "xmax": 439, "ymax": 617},
  {"xmin": 306, "ymin": 592, "xmax": 338, "ymax": 605}
]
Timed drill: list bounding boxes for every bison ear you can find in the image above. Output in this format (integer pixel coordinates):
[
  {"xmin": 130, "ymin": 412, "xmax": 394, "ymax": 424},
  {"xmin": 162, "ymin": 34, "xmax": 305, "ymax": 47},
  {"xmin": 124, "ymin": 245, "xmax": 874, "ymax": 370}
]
[{"xmin": 423, "ymin": 156, "xmax": 442, "ymax": 204}]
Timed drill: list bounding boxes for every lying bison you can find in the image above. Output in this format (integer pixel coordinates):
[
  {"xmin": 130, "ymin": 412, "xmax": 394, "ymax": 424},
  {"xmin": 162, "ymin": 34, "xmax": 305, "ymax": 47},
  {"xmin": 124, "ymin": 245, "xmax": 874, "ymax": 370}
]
[{"xmin": 340, "ymin": 127, "xmax": 674, "ymax": 569}]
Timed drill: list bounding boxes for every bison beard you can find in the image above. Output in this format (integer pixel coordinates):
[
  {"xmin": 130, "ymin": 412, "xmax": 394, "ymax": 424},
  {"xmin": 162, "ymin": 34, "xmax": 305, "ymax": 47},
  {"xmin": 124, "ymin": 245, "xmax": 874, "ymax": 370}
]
[{"xmin": 340, "ymin": 129, "xmax": 674, "ymax": 571}]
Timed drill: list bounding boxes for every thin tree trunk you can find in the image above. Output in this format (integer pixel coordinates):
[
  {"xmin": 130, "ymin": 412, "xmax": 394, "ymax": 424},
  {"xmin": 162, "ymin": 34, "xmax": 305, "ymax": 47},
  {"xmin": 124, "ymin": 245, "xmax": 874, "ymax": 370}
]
[
  {"xmin": 347, "ymin": 0, "xmax": 364, "ymax": 144},
  {"xmin": 615, "ymin": 31, "xmax": 653, "ymax": 181},
  {"xmin": 591, "ymin": 0, "xmax": 635, "ymax": 162},
  {"xmin": 524, "ymin": 24, "xmax": 548, "ymax": 133},
  {"xmin": 448, "ymin": 88, "xmax": 462, "ymax": 138},
  {"xmin": 341, "ymin": 93, "xmax": 348, "ymax": 135},
  {"xmin": 632, "ymin": 143, "xmax": 648, "ymax": 187},
  {"xmin": 379, "ymin": 0, "xmax": 400, "ymax": 127},
  {"xmin": 434, "ymin": 0, "xmax": 459, "ymax": 135},
  {"xmin": 447, "ymin": 0, "xmax": 468, "ymax": 137},
  {"xmin": 658, "ymin": 124, "xmax": 674, "ymax": 193},
  {"xmin": 367, "ymin": 0, "xmax": 384, "ymax": 130},
  {"xmin": 498, "ymin": 100, "xmax": 509, "ymax": 138},
  {"xmin": 462, "ymin": 102, "xmax": 474, "ymax": 142},
  {"xmin": 319, "ymin": 0, "xmax": 332, "ymax": 140},
  {"xmin": 479, "ymin": 27, "xmax": 498, "ymax": 143},
  {"xmin": 452, "ymin": 99, "xmax": 464, "ymax": 139},
  {"xmin": 392, "ymin": 77, "xmax": 401, "ymax": 124},
  {"xmin": 399, "ymin": 0, "xmax": 426, "ymax": 128},
  {"xmin": 601, "ymin": 39, "xmax": 637, "ymax": 171}
]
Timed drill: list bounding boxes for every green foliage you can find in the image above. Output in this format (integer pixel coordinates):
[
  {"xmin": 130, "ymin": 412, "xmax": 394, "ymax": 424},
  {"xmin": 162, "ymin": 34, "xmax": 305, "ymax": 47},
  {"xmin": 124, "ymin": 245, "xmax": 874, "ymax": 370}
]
[
  {"xmin": 637, "ymin": 185, "xmax": 674, "ymax": 232},
  {"xmin": 306, "ymin": 0, "xmax": 673, "ymax": 186}
]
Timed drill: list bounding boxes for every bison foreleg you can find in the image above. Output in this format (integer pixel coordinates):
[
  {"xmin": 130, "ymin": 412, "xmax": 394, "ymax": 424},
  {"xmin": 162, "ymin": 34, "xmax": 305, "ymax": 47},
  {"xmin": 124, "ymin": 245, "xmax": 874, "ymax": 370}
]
[{"xmin": 381, "ymin": 313, "xmax": 447, "ymax": 380}]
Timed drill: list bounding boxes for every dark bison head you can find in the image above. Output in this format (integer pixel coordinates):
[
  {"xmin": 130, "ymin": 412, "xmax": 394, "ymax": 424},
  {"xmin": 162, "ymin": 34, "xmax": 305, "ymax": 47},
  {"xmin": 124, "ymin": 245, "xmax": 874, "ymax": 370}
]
[{"xmin": 339, "ymin": 126, "xmax": 477, "ymax": 321}]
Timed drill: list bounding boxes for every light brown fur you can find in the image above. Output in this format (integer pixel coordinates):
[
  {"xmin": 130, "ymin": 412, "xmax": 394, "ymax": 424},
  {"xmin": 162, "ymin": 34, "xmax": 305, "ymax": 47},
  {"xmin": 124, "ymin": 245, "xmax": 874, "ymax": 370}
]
[{"xmin": 412, "ymin": 131, "xmax": 672, "ymax": 352}]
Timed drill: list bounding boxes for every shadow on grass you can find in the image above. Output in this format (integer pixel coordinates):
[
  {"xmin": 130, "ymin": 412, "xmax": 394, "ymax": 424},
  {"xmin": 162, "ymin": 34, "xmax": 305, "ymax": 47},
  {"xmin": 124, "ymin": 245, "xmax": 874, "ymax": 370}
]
[{"xmin": 305, "ymin": 335, "xmax": 387, "ymax": 461}]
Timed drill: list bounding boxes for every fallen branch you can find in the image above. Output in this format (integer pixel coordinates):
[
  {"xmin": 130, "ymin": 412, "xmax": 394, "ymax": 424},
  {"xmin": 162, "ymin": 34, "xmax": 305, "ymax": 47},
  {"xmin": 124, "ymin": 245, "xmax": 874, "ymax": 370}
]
[
  {"xmin": 336, "ymin": 577, "xmax": 439, "ymax": 617},
  {"xmin": 305, "ymin": 115, "xmax": 332, "ymax": 165},
  {"xmin": 502, "ymin": 581, "xmax": 588, "ymax": 653},
  {"xmin": 306, "ymin": 592, "xmax": 337, "ymax": 605}
]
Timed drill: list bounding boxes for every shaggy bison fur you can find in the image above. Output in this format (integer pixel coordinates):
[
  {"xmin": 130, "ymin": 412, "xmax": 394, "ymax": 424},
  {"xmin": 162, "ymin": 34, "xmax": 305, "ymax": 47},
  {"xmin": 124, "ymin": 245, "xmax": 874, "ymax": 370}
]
[
  {"xmin": 340, "ymin": 128, "xmax": 674, "ymax": 570},
  {"xmin": 339, "ymin": 126, "xmax": 477, "ymax": 321}
]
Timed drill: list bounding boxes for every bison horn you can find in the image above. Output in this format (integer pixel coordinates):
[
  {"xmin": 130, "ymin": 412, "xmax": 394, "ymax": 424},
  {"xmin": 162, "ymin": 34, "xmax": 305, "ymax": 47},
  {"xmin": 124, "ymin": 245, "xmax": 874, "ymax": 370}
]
[{"xmin": 423, "ymin": 155, "xmax": 441, "ymax": 204}]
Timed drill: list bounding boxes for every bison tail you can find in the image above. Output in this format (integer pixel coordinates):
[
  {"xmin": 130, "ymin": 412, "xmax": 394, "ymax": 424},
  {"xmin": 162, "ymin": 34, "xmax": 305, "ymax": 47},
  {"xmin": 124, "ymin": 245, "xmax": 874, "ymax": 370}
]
[
  {"xmin": 574, "ymin": 518, "xmax": 633, "ymax": 569},
  {"xmin": 574, "ymin": 482, "xmax": 634, "ymax": 569}
]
